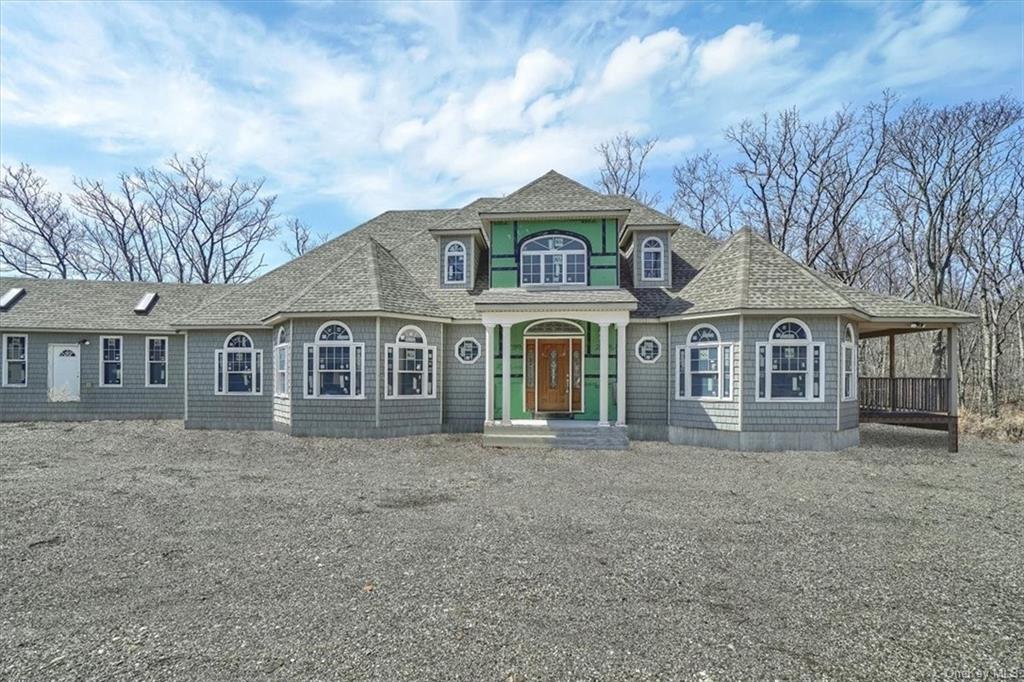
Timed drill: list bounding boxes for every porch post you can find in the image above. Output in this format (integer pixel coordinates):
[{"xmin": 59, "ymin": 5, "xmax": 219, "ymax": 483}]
[
  {"xmin": 888, "ymin": 332, "xmax": 896, "ymax": 411},
  {"xmin": 484, "ymin": 323, "xmax": 495, "ymax": 425},
  {"xmin": 598, "ymin": 322, "xmax": 610, "ymax": 426},
  {"xmin": 948, "ymin": 326, "xmax": 960, "ymax": 453},
  {"xmin": 616, "ymin": 322, "xmax": 627, "ymax": 426},
  {"xmin": 501, "ymin": 322, "xmax": 512, "ymax": 426}
]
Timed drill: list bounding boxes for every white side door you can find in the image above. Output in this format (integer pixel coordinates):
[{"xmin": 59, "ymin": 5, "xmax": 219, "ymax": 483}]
[{"xmin": 48, "ymin": 344, "xmax": 81, "ymax": 402}]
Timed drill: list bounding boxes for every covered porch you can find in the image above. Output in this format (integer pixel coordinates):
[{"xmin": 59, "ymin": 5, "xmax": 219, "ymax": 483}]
[{"xmin": 857, "ymin": 324, "xmax": 961, "ymax": 452}]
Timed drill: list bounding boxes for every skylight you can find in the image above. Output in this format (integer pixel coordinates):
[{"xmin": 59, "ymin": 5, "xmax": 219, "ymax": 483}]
[
  {"xmin": 0, "ymin": 287, "xmax": 25, "ymax": 311},
  {"xmin": 134, "ymin": 292, "xmax": 158, "ymax": 314}
]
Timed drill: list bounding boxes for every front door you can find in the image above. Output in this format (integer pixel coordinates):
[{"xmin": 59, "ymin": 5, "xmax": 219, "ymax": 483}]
[
  {"xmin": 536, "ymin": 339, "xmax": 570, "ymax": 412},
  {"xmin": 48, "ymin": 344, "xmax": 81, "ymax": 402}
]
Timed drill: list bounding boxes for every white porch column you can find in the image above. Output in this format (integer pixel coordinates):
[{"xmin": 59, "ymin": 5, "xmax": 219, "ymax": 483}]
[
  {"xmin": 484, "ymin": 323, "xmax": 495, "ymax": 425},
  {"xmin": 598, "ymin": 322, "xmax": 610, "ymax": 426},
  {"xmin": 501, "ymin": 322, "xmax": 512, "ymax": 425},
  {"xmin": 616, "ymin": 322, "xmax": 627, "ymax": 426}
]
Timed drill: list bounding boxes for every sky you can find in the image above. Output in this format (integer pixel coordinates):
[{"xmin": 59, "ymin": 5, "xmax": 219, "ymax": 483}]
[{"xmin": 1, "ymin": 0, "xmax": 1022, "ymax": 268}]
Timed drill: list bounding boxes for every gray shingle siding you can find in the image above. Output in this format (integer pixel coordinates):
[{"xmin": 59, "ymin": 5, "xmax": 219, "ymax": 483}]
[
  {"xmin": 669, "ymin": 318, "xmax": 741, "ymax": 430},
  {"xmin": 626, "ymin": 323, "xmax": 668, "ymax": 425},
  {"xmin": 184, "ymin": 330, "xmax": 273, "ymax": 431},
  {"xmin": 377, "ymin": 318, "xmax": 443, "ymax": 434},
  {"xmin": 1, "ymin": 332, "xmax": 183, "ymax": 421},
  {"xmin": 443, "ymin": 323, "xmax": 485, "ymax": 432},
  {"xmin": 632, "ymin": 231, "xmax": 673, "ymax": 288},
  {"xmin": 740, "ymin": 315, "xmax": 839, "ymax": 433},
  {"xmin": 288, "ymin": 317, "xmax": 378, "ymax": 437}
]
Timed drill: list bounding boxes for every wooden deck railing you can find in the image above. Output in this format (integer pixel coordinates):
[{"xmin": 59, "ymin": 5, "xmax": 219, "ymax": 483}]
[{"xmin": 858, "ymin": 377, "xmax": 950, "ymax": 414}]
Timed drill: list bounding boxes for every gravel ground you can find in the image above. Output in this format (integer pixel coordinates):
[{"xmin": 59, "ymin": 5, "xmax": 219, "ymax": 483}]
[{"xmin": 1, "ymin": 421, "xmax": 1022, "ymax": 681}]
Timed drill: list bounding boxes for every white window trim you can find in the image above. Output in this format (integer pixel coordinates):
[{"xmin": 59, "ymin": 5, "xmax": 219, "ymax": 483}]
[
  {"xmin": 519, "ymin": 235, "xmax": 589, "ymax": 286},
  {"xmin": 2, "ymin": 333, "xmax": 28, "ymax": 387},
  {"xmin": 841, "ymin": 323, "xmax": 858, "ymax": 402},
  {"xmin": 454, "ymin": 337, "xmax": 481, "ymax": 364},
  {"xmin": 755, "ymin": 318, "xmax": 826, "ymax": 403},
  {"xmin": 675, "ymin": 324, "xmax": 734, "ymax": 401},
  {"xmin": 304, "ymin": 321, "xmax": 365, "ymax": 400},
  {"xmin": 640, "ymin": 237, "xmax": 664, "ymax": 281},
  {"xmin": 214, "ymin": 332, "xmax": 263, "ymax": 396},
  {"xmin": 444, "ymin": 241, "xmax": 467, "ymax": 285},
  {"xmin": 634, "ymin": 336, "xmax": 662, "ymax": 364},
  {"xmin": 145, "ymin": 336, "xmax": 169, "ymax": 388},
  {"xmin": 273, "ymin": 327, "xmax": 290, "ymax": 398},
  {"xmin": 99, "ymin": 335, "xmax": 123, "ymax": 388},
  {"xmin": 385, "ymin": 325, "xmax": 437, "ymax": 400}
]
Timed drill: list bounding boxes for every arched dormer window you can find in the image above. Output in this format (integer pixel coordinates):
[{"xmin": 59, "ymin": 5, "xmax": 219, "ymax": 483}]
[
  {"xmin": 842, "ymin": 323, "xmax": 857, "ymax": 401},
  {"xmin": 216, "ymin": 332, "xmax": 263, "ymax": 395},
  {"xmin": 519, "ymin": 235, "xmax": 587, "ymax": 286},
  {"xmin": 385, "ymin": 325, "xmax": 437, "ymax": 398},
  {"xmin": 676, "ymin": 324, "xmax": 733, "ymax": 400},
  {"xmin": 273, "ymin": 326, "xmax": 290, "ymax": 397},
  {"xmin": 640, "ymin": 237, "xmax": 664, "ymax": 281},
  {"xmin": 756, "ymin": 318, "xmax": 825, "ymax": 401},
  {"xmin": 444, "ymin": 241, "xmax": 466, "ymax": 284},
  {"xmin": 304, "ymin": 321, "xmax": 364, "ymax": 398}
]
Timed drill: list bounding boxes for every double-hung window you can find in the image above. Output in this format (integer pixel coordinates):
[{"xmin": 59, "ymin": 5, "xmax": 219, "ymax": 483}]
[
  {"xmin": 384, "ymin": 325, "xmax": 437, "ymax": 398},
  {"xmin": 756, "ymin": 319, "xmax": 825, "ymax": 402},
  {"xmin": 676, "ymin": 325, "xmax": 733, "ymax": 400},
  {"xmin": 444, "ymin": 242, "xmax": 467, "ymax": 284},
  {"xmin": 842, "ymin": 323, "xmax": 857, "ymax": 401},
  {"xmin": 146, "ymin": 337, "xmax": 168, "ymax": 387},
  {"xmin": 215, "ymin": 332, "xmax": 262, "ymax": 395},
  {"xmin": 519, "ymin": 235, "xmax": 587, "ymax": 286},
  {"xmin": 640, "ymin": 237, "xmax": 664, "ymax": 280},
  {"xmin": 2, "ymin": 334, "xmax": 27, "ymax": 387},
  {"xmin": 304, "ymin": 322, "xmax": 363, "ymax": 398},
  {"xmin": 273, "ymin": 326, "xmax": 290, "ymax": 397},
  {"xmin": 99, "ymin": 336, "xmax": 123, "ymax": 387}
]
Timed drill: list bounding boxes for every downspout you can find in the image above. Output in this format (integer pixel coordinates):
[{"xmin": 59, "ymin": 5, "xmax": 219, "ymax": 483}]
[
  {"xmin": 439, "ymin": 323, "xmax": 445, "ymax": 427},
  {"xmin": 835, "ymin": 316, "xmax": 841, "ymax": 432},
  {"xmin": 183, "ymin": 331, "xmax": 189, "ymax": 422},
  {"xmin": 666, "ymin": 322, "xmax": 672, "ymax": 430},
  {"xmin": 737, "ymin": 317, "xmax": 743, "ymax": 432}
]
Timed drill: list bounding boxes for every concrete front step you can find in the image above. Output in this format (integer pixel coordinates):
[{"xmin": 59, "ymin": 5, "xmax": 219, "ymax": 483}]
[{"xmin": 483, "ymin": 423, "xmax": 629, "ymax": 450}]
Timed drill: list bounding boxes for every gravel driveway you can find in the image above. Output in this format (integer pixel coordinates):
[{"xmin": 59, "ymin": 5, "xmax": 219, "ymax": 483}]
[{"xmin": 1, "ymin": 420, "xmax": 1021, "ymax": 680}]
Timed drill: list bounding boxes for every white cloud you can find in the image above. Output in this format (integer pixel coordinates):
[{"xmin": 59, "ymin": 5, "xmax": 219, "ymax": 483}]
[
  {"xmin": 466, "ymin": 48, "xmax": 573, "ymax": 131},
  {"xmin": 696, "ymin": 23, "xmax": 799, "ymax": 83},
  {"xmin": 597, "ymin": 28, "xmax": 689, "ymax": 94}
]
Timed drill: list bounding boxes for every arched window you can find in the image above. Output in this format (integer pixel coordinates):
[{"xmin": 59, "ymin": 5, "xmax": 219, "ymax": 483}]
[
  {"xmin": 273, "ymin": 326, "xmax": 290, "ymax": 398},
  {"xmin": 385, "ymin": 325, "xmax": 437, "ymax": 398},
  {"xmin": 756, "ymin": 318, "xmax": 825, "ymax": 401},
  {"xmin": 215, "ymin": 332, "xmax": 263, "ymax": 395},
  {"xmin": 640, "ymin": 237, "xmax": 664, "ymax": 281},
  {"xmin": 842, "ymin": 323, "xmax": 857, "ymax": 401},
  {"xmin": 519, "ymin": 235, "xmax": 588, "ymax": 286},
  {"xmin": 676, "ymin": 324, "xmax": 733, "ymax": 400},
  {"xmin": 304, "ymin": 321, "xmax": 364, "ymax": 398},
  {"xmin": 445, "ymin": 241, "xmax": 466, "ymax": 284}
]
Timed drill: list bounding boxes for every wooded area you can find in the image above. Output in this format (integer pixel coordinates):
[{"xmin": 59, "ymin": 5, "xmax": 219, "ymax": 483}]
[{"xmin": 598, "ymin": 94, "xmax": 1023, "ymax": 418}]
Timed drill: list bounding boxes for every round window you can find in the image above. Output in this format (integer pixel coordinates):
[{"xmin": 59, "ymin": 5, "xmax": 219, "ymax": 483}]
[
  {"xmin": 455, "ymin": 338, "xmax": 481, "ymax": 364},
  {"xmin": 635, "ymin": 336, "xmax": 662, "ymax": 363}
]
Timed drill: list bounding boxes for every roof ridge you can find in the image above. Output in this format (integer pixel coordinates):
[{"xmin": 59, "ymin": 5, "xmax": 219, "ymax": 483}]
[
  {"xmin": 678, "ymin": 228, "xmax": 748, "ymax": 294},
  {"xmin": 738, "ymin": 228, "xmax": 752, "ymax": 306},
  {"xmin": 369, "ymin": 236, "xmax": 444, "ymax": 314},
  {"xmin": 364, "ymin": 236, "xmax": 385, "ymax": 310}
]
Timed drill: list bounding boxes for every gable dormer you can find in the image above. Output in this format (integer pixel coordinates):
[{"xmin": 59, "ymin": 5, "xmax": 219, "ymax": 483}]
[{"xmin": 428, "ymin": 199, "xmax": 493, "ymax": 289}]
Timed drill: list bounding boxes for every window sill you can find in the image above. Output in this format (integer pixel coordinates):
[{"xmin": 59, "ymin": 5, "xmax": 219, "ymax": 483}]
[
  {"xmin": 304, "ymin": 395, "xmax": 366, "ymax": 400},
  {"xmin": 144, "ymin": 384, "xmax": 169, "ymax": 389},
  {"xmin": 754, "ymin": 396, "xmax": 827, "ymax": 403},
  {"xmin": 215, "ymin": 392, "xmax": 264, "ymax": 397},
  {"xmin": 675, "ymin": 396, "xmax": 735, "ymax": 402},
  {"xmin": 1, "ymin": 383, "xmax": 28, "ymax": 388},
  {"xmin": 384, "ymin": 394, "xmax": 437, "ymax": 401}
]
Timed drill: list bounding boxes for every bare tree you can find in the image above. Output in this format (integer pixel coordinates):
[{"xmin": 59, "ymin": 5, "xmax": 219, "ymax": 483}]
[
  {"xmin": 669, "ymin": 150, "xmax": 738, "ymax": 237},
  {"xmin": 0, "ymin": 164, "xmax": 88, "ymax": 278},
  {"xmin": 596, "ymin": 132, "xmax": 660, "ymax": 206},
  {"xmin": 281, "ymin": 218, "xmax": 329, "ymax": 258}
]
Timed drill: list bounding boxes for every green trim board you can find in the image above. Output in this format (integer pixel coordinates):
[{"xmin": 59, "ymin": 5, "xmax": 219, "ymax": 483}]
[
  {"xmin": 490, "ymin": 219, "xmax": 619, "ymax": 288},
  {"xmin": 493, "ymin": 319, "xmax": 619, "ymax": 421}
]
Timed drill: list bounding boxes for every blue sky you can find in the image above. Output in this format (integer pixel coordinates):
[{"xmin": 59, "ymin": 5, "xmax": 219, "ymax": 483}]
[{"xmin": 1, "ymin": 0, "xmax": 1021, "ymax": 268}]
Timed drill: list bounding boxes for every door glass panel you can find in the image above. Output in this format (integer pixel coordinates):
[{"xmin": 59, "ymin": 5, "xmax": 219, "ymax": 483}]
[{"xmin": 548, "ymin": 349, "xmax": 558, "ymax": 388}]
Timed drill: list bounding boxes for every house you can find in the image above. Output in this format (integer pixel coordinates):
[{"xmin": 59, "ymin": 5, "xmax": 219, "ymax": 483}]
[{"xmin": 0, "ymin": 171, "xmax": 974, "ymax": 451}]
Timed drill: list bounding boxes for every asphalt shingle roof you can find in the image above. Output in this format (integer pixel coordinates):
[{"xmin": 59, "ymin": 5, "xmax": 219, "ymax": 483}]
[
  {"xmin": 482, "ymin": 171, "xmax": 633, "ymax": 215},
  {"xmin": 0, "ymin": 277, "xmax": 229, "ymax": 332}
]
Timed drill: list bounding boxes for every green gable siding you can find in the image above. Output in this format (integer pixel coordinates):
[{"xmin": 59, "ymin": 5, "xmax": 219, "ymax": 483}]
[{"xmin": 489, "ymin": 219, "xmax": 619, "ymax": 288}]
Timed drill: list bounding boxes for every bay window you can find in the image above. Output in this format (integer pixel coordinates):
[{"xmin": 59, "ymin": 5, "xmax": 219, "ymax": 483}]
[
  {"xmin": 385, "ymin": 325, "xmax": 437, "ymax": 398},
  {"xmin": 756, "ymin": 319, "xmax": 825, "ymax": 402},
  {"xmin": 304, "ymin": 322, "xmax": 364, "ymax": 398},
  {"xmin": 842, "ymin": 323, "xmax": 857, "ymax": 401},
  {"xmin": 676, "ymin": 325, "xmax": 733, "ymax": 400},
  {"xmin": 273, "ymin": 326, "xmax": 289, "ymax": 398}
]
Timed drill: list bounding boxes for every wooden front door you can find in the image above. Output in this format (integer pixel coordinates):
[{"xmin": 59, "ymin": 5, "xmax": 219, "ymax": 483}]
[{"xmin": 536, "ymin": 339, "xmax": 571, "ymax": 412}]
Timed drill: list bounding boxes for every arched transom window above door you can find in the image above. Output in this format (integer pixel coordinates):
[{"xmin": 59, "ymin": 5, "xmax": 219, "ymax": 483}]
[{"xmin": 519, "ymin": 235, "xmax": 588, "ymax": 286}]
